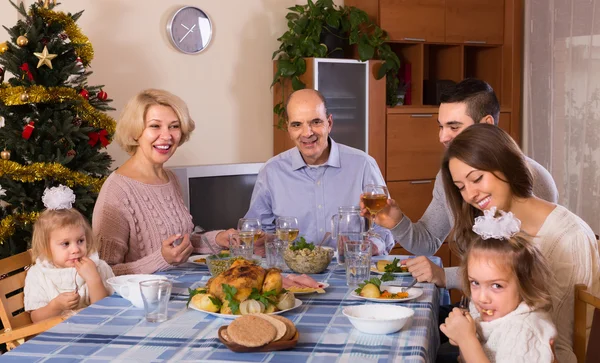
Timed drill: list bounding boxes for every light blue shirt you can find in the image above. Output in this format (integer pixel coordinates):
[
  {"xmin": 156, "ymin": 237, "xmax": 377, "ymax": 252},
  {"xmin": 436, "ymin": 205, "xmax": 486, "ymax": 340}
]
[{"xmin": 245, "ymin": 138, "xmax": 395, "ymax": 255}]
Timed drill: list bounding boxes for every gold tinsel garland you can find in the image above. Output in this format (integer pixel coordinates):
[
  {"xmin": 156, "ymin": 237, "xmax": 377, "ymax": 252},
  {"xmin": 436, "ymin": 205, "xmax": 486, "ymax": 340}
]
[
  {"xmin": 0, "ymin": 85, "xmax": 116, "ymax": 135},
  {"xmin": 0, "ymin": 211, "xmax": 39, "ymax": 245},
  {"xmin": 0, "ymin": 160, "xmax": 107, "ymax": 193},
  {"xmin": 36, "ymin": 7, "xmax": 94, "ymax": 66}
]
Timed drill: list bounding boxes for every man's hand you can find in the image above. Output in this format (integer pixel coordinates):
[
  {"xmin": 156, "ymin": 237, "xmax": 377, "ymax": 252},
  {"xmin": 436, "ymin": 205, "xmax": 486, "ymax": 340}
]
[
  {"xmin": 215, "ymin": 228, "xmax": 236, "ymax": 249},
  {"xmin": 359, "ymin": 195, "xmax": 404, "ymax": 229},
  {"xmin": 51, "ymin": 291, "xmax": 80, "ymax": 311},
  {"xmin": 161, "ymin": 233, "xmax": 193, "ymax": 265},
  {"xmin": 404, "ymin": 256, "xmax": 446, "ymax": 287},
  {"xmin": 74, "ymin": 257, "xmax": 101, "ymax": 283}
]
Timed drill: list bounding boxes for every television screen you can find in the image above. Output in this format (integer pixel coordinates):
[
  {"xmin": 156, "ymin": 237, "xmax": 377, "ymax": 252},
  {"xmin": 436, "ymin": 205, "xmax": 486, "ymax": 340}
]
[
  {"xmin": 188, "ymin": 173, "xmax": 258, "ymax": 231},
  {"xmin": 170, "ymin": 163, "xmax": 263, "ymax": 232}
]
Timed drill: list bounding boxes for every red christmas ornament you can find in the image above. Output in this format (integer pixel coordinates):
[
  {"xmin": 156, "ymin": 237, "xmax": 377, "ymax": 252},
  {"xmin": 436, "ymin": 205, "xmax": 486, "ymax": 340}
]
[
  {"xmin": 19, "ymin": 63, "xmax": 33, "ymax": 81},
  {"xmin": 97, "ymin": 89, "xmax": 108, "ymax": 101},
  {"xmin": 22, "ymin": 121, "xmax": 35, "ymax": 140},
  {"xmin": 79, "ymin": 89, "xmax": 89, "ymax": 100},
  {"xmin": 0, "ymin": 67, "xmax": 4, "ymax": 83},
  {"xmin": 76, "ymin": 57, "xmax": 82, "ymax": 63},
  {"xmin": 67, "ymin": 149, "xmax": 76, "ymax": 157},
  {"xmin": 41, "ymin": 37, "xmax": 49, "ymax": 46},
  {"xmin": 88, "ymin": 129, "xmax": 110, "ymax": 148},
  {"xmin": 59, "ymin": 33, "xmax": 68, "ymax": 40},
  {"xmin": 72, "ymin": 116, "xmax": 82, "ymax": 126}
]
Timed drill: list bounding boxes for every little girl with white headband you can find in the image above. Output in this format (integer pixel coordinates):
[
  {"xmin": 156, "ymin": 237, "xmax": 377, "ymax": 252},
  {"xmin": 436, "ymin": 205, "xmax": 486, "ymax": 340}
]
[{"xmin": 24, "ymin": 185, "xmax": 114, "ymax": 322}]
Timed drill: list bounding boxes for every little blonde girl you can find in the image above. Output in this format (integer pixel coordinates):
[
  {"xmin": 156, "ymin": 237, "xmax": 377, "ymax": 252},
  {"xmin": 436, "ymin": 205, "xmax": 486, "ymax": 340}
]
[
  {"xmin": 440, "ymin": 207, "xmax": 556, "ymax": 363},
  {"xmin": 24, "ymin": 185, "xmax": 114, "ymax": 322}
]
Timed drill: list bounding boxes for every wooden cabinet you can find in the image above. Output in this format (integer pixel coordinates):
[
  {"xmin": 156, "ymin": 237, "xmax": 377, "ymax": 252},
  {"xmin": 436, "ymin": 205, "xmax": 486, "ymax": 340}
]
[
  {"xmin": 379, "ymin": 0, "xmax": 445, "ymax": 43},
  {"xmin": 386, "ymin": 113, "xmax": 444, "ymax": 181},
  {"xmin": 445, "ymin": 0, "xmax": 505, "ymax": 44},
  {"xmin": 388, "ymin": 180, "xmax": 435, "ymax": 222}
]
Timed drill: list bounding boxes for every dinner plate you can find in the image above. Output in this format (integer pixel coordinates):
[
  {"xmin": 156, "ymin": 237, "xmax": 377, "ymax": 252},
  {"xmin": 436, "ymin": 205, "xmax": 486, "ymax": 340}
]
[
  {"xmin": 187, "ymin": 255, "xmax": 211, "ymax": 265},
  {"xmin": 189, "ymin": 298, "xmax": 303, "ymax": 319},
  {"xmin": 286, "ymin": 282, "xmax": 330, "ymax": 295},
  {"xmin": 350, "ymin": 287, "xmax": 423, "ymax": 303},
  {"xmin": 370, "ymin": 267, "xmax": 412, "ymax": 277}
]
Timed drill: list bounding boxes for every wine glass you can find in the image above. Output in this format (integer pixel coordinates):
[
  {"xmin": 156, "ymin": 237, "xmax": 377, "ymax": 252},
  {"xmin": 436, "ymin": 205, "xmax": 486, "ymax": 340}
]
[
  {"xmin": 237, "ymin": 218, "xmax": 262, "ymax": 245},
  {"xmin": 361, "ymin": 184, "xmax": 389, "ymax": 236},
  {"xmin": 275, "ymin": 216, "xmax": 299, "ymax": 242}
]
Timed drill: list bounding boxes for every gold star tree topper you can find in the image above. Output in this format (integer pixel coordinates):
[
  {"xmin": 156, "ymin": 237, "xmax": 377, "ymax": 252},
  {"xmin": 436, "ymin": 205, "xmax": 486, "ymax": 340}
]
[{"xmin": 34, "ymin": 46, "xmax": 58, "ymax": 69}]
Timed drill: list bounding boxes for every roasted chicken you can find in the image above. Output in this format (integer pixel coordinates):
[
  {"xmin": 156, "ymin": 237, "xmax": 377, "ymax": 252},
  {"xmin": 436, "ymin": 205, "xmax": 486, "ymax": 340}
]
[
  {"xmin": 208, "ymin": 259, "xmax": 267, "ymax": 302},
  {"xmin": 262, "ymin": 268, "xmax": 283, "ymax": 294}
]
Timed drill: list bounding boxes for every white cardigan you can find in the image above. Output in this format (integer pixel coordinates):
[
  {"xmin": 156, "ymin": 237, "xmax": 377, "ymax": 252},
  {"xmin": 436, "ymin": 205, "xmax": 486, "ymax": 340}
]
[
  {"xmin": 24, "ymin": 252, "xmax": 115, "ymax": 312},
  {"xmin": 469, "ymin": 302, "xmax": 556, "ymax": 363}
]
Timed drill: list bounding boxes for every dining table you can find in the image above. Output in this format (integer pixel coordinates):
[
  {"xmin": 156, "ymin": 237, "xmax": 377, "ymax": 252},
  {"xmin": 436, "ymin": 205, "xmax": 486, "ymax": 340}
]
[{"xmin": 2, "ymin": 255, "xmax": 449, "ymax": 363}]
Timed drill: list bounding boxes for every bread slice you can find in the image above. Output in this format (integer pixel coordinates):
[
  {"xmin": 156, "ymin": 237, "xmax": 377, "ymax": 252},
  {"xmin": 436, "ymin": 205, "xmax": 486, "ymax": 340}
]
[
  {"xmin": 227, "ymin": 315, "xmax": 276, "ymax": 347},
  {"xmin": 270, "ymin": 315, "xmax": 297, "ymax": 341},
  {"xmin": 252, "ymin": 314, "xmax": 287, "ymax": 341}
]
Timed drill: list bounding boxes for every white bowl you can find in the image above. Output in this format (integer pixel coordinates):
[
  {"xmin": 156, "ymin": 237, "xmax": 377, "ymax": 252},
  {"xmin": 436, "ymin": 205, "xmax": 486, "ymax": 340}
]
[
  {"xmin": 107, "ymin": 274, "xmax": 168, "ymax": 308},
  {"xmin": 342, "ymin": 304, "xmax": 414, "ymax": 334}
]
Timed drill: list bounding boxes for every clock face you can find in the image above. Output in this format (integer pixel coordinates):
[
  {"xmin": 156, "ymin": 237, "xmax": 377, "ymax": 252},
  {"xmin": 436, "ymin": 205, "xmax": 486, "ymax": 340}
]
[{"xmin": 167, "ymin": 7, "xmax": 212, "ymax": 54}]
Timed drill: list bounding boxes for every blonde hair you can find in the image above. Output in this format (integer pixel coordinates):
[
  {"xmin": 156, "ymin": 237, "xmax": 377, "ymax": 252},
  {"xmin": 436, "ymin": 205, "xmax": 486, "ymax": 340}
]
[
  {"xmin": 115, "ymin": 89, "xmax": 196, "ymax": 155},
  {"xmin": 460, "ymin": 232, "xmax": 553, "ymax": 312},
  {"xmin": 31, "ymin": 208, "xmax": 97, "ymax": 262}
]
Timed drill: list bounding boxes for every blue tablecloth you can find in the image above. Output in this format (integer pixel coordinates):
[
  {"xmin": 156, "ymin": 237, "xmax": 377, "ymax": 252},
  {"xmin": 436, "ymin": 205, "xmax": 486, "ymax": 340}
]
[{"xmin": 3, "ymin": 256, "xmax": 446, "ymax": 363}]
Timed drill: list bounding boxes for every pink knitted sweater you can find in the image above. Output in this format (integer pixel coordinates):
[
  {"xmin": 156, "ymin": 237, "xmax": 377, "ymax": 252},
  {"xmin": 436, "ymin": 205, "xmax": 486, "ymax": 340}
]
[{"xmin": 92, "ymin": 171, "xmax": 222, "ymax": 275}]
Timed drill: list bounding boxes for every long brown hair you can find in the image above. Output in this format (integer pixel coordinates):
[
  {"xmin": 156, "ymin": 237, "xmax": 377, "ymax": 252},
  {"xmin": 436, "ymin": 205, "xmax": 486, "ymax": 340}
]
[
  {"xmin": 31, "ymin": 208, "xmax": 97, "ymax": 262},
  {"xmin": 461, "ymin": 233, "xmax": 553, "ymax": 312},
  {"xmin": 441, "ymin": 123, "xmax": 533, "ymax": 256}
]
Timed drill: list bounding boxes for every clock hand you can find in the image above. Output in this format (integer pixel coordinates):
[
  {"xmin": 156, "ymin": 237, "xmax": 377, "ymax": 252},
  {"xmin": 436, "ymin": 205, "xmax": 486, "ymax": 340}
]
[{"xmin": 179, "ymin": 24, "xmax": 196, "ymax": 43}]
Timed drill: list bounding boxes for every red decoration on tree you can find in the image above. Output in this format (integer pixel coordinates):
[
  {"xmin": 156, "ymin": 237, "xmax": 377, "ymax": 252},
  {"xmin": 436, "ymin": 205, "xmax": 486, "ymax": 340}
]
[
  {"xmin": 22, "ymin": 121, "xmax": 35, "ymax": 140},
  {"xmin": 79, "ymin": 89, "xmax": 89, "ymax": 99},
  {"xmin": 0, "ymin": 67, "xmax": 4, "ymax": 83},
  {"xmin": 75, "ymin": 57, "xmax": 82, "ymax": 63},
  {"xmin": 67, "ymin": 149, "xmax": 76, "ymax": 157},
  {"xmin": 41, "ymin": 37, "xmax": 49, "ymax": 46},
  {"xmin": 72, "ymin": 116, "xmax": 82, "ymax": 126},
  {"xmin": 88, "ymin": 129, "xmax": 109, "ymax": 147},
  {"xmin": 59, "ymin": 33, "xmax": 68, "ymax": 40},
  {"xmin": 97, "ymin": 89, "xmax": 107, "ymax": 101},
  {"xmin": 19, "ymin": 63, "xmax": 33, "ymax": 81}
]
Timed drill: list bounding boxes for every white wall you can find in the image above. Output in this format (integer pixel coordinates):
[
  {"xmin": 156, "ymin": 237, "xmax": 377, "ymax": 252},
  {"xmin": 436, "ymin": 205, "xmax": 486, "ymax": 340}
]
[{"xmin": 2, "ymin": 0, "xmax": 342, "ymax": 168}]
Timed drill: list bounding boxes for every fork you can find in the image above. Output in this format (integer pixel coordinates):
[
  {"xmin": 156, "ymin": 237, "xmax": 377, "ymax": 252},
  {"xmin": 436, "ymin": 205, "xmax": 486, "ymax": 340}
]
[
  {"xmin": 401, "ymin": 278, "xmax": 418, "ymax": 292},
  {"xmin": 194, "ymin": 225, "xmax": 221, "ymax": 258},
  {"xmin": 459, "ymin": 295, "xmax": 470, "ymax": 313}
]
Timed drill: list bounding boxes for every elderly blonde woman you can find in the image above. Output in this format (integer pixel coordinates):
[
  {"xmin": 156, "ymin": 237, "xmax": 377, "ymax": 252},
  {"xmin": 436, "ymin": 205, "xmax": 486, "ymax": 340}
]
[{"xmin": 93, "ymin": 89, "xmax": 233, "ymax": 275}]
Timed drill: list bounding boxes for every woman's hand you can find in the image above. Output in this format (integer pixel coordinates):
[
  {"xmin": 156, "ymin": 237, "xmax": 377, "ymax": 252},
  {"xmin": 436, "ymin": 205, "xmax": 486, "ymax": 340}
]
[
  {"xmin": 359, "ymin": 195, "xmax": 404, "ymax": 229},
  {"xmin": 439, "ymin": 308, "xmax": 477, "ymax": 346},
  {"xmin": 215, "ymin": 229, "xmax": 236, "ymax": 249},
  {"xmin": 51, "ymin": 291, "xmax": 80, "ymax": 311},
  {"xmin": 74, "ymin": 257, "xmax": 101, "ymax": 283},
  {"xmin": 161, "ymin": 233, "xmax": 193, "ymax": 265},
  {"xmin": 405, "ymin": 256, "xmax": 447, "ymax": 287}
]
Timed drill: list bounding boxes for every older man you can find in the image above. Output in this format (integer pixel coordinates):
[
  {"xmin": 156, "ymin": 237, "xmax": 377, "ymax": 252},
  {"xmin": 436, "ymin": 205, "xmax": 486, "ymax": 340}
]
[{"xmin": 245, "ymin": 89, "xmax": 394, "ymax": 255}]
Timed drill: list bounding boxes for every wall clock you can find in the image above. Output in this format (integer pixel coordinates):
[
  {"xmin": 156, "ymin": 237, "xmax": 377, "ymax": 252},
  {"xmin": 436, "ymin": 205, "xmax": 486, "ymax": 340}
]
[{"xmin": 167, "ymin": 6, "xmax": 213, "ymax": 54}]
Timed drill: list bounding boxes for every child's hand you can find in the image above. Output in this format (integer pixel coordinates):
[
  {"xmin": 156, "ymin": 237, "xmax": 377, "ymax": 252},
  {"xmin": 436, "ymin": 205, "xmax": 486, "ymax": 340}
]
[
  {"xmin": 439, "ymin": 307, "xmax": 477, "ymax": 345},
  {"xmin": 74, "ymin": 257, "xmax": 101, "ymax": 283},
  {"xmin": 51, "ymin": 291, "xmax": 80, "ymax": 311}
]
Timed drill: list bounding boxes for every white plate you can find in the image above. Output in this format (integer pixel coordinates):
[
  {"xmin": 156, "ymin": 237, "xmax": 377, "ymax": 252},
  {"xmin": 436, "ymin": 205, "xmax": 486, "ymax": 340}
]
[
  {"xmin": 189, "ymin": 298, "xmax": 303, "ymax": 319},
  {"xmin": 350, "ymin": 287, "xmax": 423, "ymax": 303},
  {"xmin": 370, "ymin": 267, "xmax": 412, "ymax": 277},
  {"xmin": 187, "ymin": 255, "xmax": 211, "ymax": 265},
  {"xmin": 286, "ymin": 282, "xmax": 330, "ymax": 295}
]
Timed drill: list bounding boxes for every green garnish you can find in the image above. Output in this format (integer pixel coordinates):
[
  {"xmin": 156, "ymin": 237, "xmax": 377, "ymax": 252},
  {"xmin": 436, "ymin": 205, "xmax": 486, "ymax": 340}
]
[
  {"xmin": 249, "ymin": 288, "xmax": 279, "ymax": 307},
  {"xmin": 381, "ymin": 272, "xmax": 395, "ymax": 282},
  {"xmin": 384, "ymin": 258, "xmax": 402, "ymax": 273},
  {"xmin": 208, "ymin": 296, "xmax": 223, "ymax": 310},
  {"xmin": 186, "ymin": 287, "xmax": 207, "ymax": 307},
  {"xmin": 290, "ymin": 236, "xmax": 315, "ymax": 251},
  {"xmin": 222, "ymin": 284, "xmax": 240, "ymax": 314},
  {"xmin": 354, "ymin": 277, "xmax": 382, "ymax": 294}
]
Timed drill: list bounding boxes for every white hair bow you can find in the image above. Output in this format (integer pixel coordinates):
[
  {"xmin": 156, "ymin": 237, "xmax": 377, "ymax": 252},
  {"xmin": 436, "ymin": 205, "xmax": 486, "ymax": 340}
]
[
  {"xmin": 472, "ymin": 206, "xmax": 521, "ymax": 240},
  {"xmin": 42, "ymin": 184, "xmax": 76, "ymax": 210}
]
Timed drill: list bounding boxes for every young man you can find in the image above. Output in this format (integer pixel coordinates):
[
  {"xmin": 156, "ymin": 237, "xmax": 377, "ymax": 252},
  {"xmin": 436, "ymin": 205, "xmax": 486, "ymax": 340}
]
[
  {"xmin": 362, "ymin": 78, "xmax": 558, "ymax": 286},
  {"xmin": 245, "ymin": 88, "xmax": 394, "ymax": 255}
]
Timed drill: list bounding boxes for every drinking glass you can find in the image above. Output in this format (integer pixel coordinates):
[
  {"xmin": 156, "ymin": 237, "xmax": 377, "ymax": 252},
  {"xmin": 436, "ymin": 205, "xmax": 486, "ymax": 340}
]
[
  {"xmin": 139, "ymin": 279, "xmax": 172, "ymax": 323},
  {"xmin": 361, "ymin": 184, "xmax": 389, "ymax": 236},
  {"xmin": 237, "ymin": 218, "xmax": 262, "ymax": 244},
  {"xmin": 275, "ymin": 216, "xmax": 299, "ymax": 242},
  {"xmin": 229, "ymin": 232, "xmax": 254, "ymax": 259},
  {"xmin": 265, "ymin": 238, "xmax": 288, "ymax": 269},
  {"xmin": 344, "ymin": 234, "xmax": 372, "ymax": 287}
]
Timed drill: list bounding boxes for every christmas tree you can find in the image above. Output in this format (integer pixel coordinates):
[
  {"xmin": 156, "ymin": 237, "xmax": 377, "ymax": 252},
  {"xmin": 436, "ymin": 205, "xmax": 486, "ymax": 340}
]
[{"xmin": 0, "ymin": 0, "xmax": 116, "ymax": 259}]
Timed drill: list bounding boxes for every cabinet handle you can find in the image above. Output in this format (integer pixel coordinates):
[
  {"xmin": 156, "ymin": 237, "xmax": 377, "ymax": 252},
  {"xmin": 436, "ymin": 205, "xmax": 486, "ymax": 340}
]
[
  {"xmin": 410, "ymin": 180, "xmax": 433, "ymax": 185},
  {"xmin": 464, "ymin": 40, "xmax": 487, "ymax": 44},
  {"xmin": 403, "ymin": 37, "xmax": 426, "ymax": 42},
  {"xmin": 410, "ymin": 114, "xmax": 433, "ymax": 118}
]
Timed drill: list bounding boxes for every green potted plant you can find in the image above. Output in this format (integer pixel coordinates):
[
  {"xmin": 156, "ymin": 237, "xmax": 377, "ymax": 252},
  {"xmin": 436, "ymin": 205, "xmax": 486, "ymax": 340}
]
[{"xmin": 272, "ymin": 0, "xmax": 401, "ymax": 130}]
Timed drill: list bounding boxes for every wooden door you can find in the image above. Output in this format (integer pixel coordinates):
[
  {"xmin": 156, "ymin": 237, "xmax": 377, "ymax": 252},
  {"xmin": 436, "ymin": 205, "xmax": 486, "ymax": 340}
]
[
  {"xmin": 446, "ymin": 0, "xmax": 505, "ymax": 44},
  {"xmin": 386, "ymin": 113, "xmax": 444, "ymax": 181},
  {"xmin": 380, "ymin": 0, "xmax": 445, "ymax": 42},
  {"xmin": 388, "ymin": 180, "xmax": 435, "ymax": 222}
]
